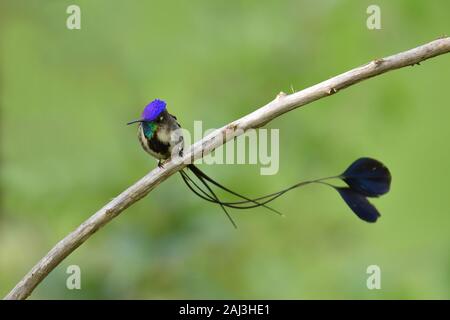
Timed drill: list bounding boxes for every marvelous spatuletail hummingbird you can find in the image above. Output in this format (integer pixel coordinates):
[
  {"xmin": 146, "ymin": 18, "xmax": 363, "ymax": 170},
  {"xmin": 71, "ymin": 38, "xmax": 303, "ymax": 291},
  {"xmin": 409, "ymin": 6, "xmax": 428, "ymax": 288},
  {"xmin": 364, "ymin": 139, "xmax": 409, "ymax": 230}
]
[{"xmin": 128, "ymin": 99, "xmax": 392, "ymax": 228}]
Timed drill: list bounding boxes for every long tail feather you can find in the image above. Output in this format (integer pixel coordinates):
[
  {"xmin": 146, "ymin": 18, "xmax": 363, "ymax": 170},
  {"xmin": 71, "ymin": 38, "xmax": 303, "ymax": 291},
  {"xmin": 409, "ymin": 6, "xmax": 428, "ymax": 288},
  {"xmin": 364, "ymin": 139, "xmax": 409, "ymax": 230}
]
[
  {"xmin": 187, "ymin": 164, "xmax": 283, "ymax": 215},
  {"xmin": 181, "ymin": 169, "xmax": 282, "ymax": 210},
  {"xmin": 180, "ymin": 170, "xmax": 216, "ymax": 202},
  {"xmin": 180, "ymin": 165, "xmax": 341, "ymax": 227},
  {"xmin": 178, "ymin": 157, "xmax": 391, "ymax": 225},
  {"xmin": 181, "ymin": 168, "xmax": 238, "ymax": 228},
  {"xmin": 189, "ymin": 168, "xmax": 237, "ymax": 228},
  {"xmin": 187, "ymin": 165, "xmax": 339, "ymax": 207}
]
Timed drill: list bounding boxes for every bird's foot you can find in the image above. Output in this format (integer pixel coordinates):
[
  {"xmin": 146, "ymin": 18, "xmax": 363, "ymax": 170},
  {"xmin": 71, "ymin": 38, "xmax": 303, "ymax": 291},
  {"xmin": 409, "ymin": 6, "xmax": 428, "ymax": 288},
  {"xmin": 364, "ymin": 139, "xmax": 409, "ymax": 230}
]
[{"xmin": 158, "ymin": 160, "xmax": 165, "ymax": 169}]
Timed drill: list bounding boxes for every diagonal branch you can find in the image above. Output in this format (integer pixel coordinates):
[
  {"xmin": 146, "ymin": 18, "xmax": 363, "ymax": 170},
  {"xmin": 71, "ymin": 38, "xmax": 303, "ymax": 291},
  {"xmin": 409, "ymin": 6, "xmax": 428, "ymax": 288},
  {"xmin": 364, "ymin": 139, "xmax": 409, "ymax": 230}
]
[{"xmin": 5, "ymin": 37, "xmax": 450, "ymax": 300}]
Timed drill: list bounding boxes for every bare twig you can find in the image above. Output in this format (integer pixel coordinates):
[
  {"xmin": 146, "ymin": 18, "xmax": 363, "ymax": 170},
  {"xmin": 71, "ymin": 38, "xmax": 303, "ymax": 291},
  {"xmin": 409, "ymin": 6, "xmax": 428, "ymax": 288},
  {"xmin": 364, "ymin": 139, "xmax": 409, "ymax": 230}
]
[{"xmin": 5, "ymin": 37, "xmax": 450, "ymax": 300}]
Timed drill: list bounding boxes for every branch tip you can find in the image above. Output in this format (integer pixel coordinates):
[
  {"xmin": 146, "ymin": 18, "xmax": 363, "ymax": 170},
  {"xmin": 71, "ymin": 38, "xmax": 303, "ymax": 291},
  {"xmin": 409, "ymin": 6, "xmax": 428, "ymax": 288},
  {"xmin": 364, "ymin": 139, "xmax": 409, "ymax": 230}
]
[
  {"xmin": 373, "ymin": 58, "xmax": 384, "ymax": 66},
  {"xmin": 276, "ymin": 91, "xmax": 287, "ymax": 99},
  {"xmin": 327, "ymin": 87, "xmax": 338, "ymax": 95}
]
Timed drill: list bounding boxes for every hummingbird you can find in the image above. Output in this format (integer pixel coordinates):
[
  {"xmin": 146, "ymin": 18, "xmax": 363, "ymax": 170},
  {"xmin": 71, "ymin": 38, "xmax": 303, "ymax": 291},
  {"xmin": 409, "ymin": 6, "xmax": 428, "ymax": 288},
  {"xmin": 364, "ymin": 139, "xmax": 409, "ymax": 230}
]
[
  {"xmin": 126, "ymin": 99, "xmax": 184, "ymax": 167},
  {"xmin": 128, "ymin": 99, "xmax": 392, "ymax": 227}
]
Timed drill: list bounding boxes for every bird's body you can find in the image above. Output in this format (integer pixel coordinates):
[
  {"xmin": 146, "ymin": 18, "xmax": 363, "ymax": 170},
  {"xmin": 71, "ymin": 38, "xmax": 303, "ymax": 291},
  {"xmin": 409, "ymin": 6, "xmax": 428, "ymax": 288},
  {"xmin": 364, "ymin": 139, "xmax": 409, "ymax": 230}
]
[{"xmin": 131, "ymin": 101, "xmax": 184, "ymax": 166}]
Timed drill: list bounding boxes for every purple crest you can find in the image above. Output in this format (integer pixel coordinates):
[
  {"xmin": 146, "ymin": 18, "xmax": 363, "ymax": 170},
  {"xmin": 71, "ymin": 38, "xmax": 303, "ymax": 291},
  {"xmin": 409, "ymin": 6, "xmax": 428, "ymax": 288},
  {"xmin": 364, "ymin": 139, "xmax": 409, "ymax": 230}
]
[{"xmin": 141, "ymin": 99, "xmax": 167, "ymax": 121}]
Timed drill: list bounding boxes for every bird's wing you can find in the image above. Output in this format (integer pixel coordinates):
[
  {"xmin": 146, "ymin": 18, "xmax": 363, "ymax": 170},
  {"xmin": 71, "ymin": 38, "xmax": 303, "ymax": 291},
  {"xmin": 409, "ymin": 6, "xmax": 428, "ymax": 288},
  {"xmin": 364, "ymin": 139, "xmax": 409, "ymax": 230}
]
[{"xmin": 169, "ymin": 113, "xmax": 181, "ymax": 127}]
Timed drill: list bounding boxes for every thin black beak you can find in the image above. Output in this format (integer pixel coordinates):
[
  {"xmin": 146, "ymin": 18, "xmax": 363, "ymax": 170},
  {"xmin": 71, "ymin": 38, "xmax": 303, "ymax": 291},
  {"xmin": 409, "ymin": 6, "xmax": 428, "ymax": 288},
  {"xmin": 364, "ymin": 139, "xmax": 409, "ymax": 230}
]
[{"xmin": 127, "ymin": 119, "xmax": 144, "ymax": 125}]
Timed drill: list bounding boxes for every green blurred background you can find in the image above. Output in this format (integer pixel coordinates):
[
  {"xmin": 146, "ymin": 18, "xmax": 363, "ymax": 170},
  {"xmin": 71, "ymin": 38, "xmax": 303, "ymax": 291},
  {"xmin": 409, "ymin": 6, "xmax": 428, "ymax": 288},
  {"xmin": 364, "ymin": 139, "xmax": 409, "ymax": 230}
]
[{"xmin": 1, "ymin": 0, "xmax": 449, "ymax": 299}]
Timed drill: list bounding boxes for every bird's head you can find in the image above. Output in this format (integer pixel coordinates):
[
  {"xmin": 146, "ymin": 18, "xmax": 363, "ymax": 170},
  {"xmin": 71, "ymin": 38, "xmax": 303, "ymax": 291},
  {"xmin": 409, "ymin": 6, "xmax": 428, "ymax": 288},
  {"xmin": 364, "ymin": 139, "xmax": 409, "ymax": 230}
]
[{"xmin": 127, "ymin": 99, "xmax": 167, "ymax": 125}]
